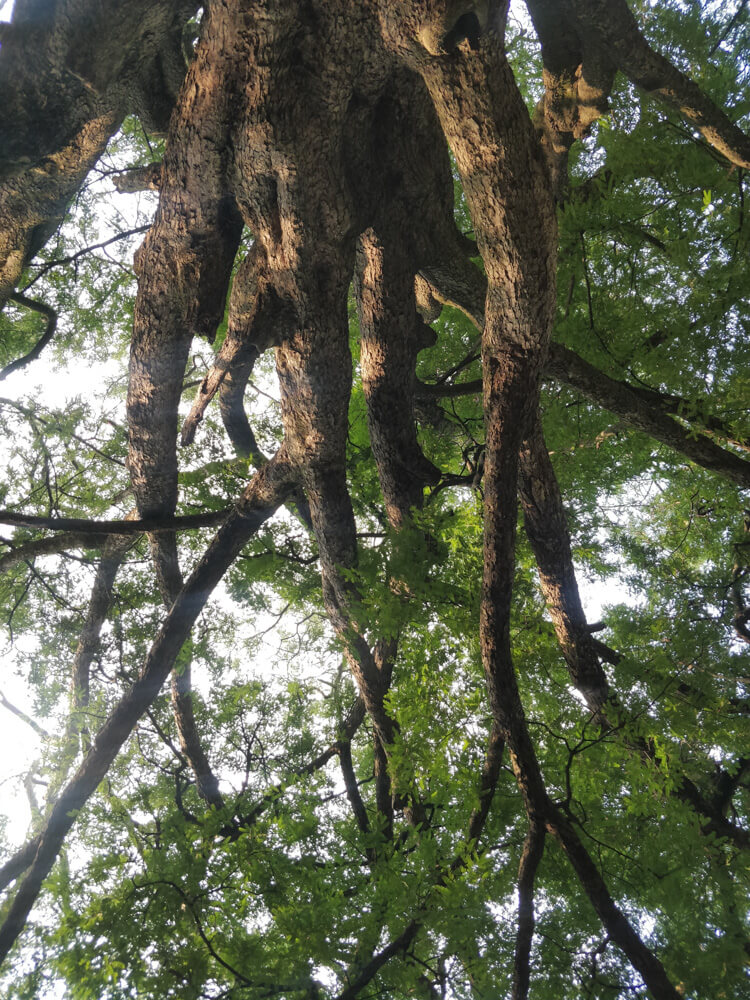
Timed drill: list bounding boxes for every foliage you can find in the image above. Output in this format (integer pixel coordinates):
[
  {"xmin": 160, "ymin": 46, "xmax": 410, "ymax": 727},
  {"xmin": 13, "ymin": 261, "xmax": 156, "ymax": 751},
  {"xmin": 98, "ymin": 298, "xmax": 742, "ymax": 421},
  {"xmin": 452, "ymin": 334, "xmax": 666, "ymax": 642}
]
[{"xmin": 0, "ymin": 1, "xmax": 748, "ymax": 999}]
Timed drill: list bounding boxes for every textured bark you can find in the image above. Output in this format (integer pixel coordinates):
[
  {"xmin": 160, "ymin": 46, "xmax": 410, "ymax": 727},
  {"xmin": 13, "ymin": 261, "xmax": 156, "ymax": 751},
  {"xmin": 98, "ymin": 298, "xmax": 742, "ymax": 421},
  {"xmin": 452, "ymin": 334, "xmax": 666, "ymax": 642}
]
[
  {"xmin": 355, "ymin": 230, "xmax": 441, "ymax": 528},
  {"xmin": 0, "ymin": 0, "xmax": 195, "ymax": 302},
  {"xmin": 379, "ymin": 0, "xmax": 557, "ymax": 811},
  {"xmin": 525, "ymin": 0, "xmax": 614, "ymax": 193},
  {"xmin": 1, "ymin": 0, "xmax": 747, "ymax": 991},
  {"xmin": 569, "ymin": 0, "xmax": 750, "ymax": 169},
  {"xmin": 127, "ymin": 0, "xmax": 244, "ymax": 525}
]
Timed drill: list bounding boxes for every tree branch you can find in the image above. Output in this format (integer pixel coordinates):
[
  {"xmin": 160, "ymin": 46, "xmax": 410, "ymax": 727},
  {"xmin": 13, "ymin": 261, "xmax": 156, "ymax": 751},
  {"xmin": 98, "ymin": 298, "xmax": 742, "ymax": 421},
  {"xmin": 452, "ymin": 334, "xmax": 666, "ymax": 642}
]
[
  {"xmin": 0, "ymin": 453, "xmax": 295, "ymax": 966},
  {"xmin": 0, "ymin": 294, "xmax": 57, "ymax": 381},
  {"xmin": 569, "ymin": 0, "xmax": 750, "ymax": 168},
  {"xmin": 0, "ymin": 509, "xmax": 229, "ymax": 535},
  {"xmin": 512, "ymin": 821, "xmax": 546, "ymax": 1000}
]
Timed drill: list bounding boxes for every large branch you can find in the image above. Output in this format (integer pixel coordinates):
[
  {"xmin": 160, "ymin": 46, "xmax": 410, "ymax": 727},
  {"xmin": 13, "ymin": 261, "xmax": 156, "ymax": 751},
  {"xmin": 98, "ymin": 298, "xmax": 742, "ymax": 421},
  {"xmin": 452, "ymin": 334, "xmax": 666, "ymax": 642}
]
[
  {"xmin": 546, "ymin": 343, "xmax": 750, "ymax": 490},
  {"xmin": 0, "ymin": 0, "xmax": 196, "ymax": 302},
  {"xmin": 569, "ymin": 0, "xmax": 750, "ymax": 169},
  {"xmin": 382, "ymin": 8, "xmax": 682, "ymax": 997},
  {"xmin": 0, "ymin": 533, "xmax": 106, "ymax": 572},
  {"xmin": 524, "ymin": 0, "xmax": 614, "ymax": 192},
  {"xmin": 0, "ymin": 452, "xmax": 295, "ymax": 966}
]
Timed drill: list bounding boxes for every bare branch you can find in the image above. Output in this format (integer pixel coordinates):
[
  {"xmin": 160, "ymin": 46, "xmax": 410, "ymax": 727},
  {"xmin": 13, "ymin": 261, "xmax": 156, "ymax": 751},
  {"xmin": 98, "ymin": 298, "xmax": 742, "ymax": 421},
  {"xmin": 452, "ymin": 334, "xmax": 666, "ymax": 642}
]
[
  {"xmin": 0, "ymin": 509, "xmax": 229, "ymax": 535},
  {"xmin": 0, "ymin": 690, "xmax": 48, "ymax": 738}
]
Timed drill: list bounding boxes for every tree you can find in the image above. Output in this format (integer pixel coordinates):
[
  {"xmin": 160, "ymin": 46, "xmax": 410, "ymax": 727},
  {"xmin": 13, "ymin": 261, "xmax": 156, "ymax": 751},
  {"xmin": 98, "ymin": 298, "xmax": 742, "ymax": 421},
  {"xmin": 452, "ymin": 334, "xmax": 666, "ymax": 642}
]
[{"xmin": 0, "ymin": 0, "xmax": 748, "ymax": 996}]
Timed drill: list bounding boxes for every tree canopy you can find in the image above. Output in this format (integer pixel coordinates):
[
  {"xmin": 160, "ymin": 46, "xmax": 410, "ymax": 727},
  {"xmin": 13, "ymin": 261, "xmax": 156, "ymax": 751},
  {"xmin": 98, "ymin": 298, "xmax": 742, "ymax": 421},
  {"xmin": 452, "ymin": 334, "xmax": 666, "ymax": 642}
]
[{"xmin": 0, "ymin": 1, "xmax": 748, "ymax": 998}]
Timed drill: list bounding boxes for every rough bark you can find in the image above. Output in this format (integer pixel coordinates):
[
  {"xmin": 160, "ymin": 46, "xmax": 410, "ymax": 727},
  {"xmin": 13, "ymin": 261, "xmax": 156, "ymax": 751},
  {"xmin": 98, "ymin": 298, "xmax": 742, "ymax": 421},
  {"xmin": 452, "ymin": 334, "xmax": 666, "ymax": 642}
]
[
  {"xmin": 0, "ymin": 1, "xmax": 746, "ymax": 993},
  {"xmin": 355, "ymin": 230, "xmax": 441, "ymax": 528},
  {"xmin": 569, "ymin": 0, "xmax": 750, "ymax": 168},
  {"xmin": 0, "ymin": 0, "xmax": 196, "ymax": 302}
]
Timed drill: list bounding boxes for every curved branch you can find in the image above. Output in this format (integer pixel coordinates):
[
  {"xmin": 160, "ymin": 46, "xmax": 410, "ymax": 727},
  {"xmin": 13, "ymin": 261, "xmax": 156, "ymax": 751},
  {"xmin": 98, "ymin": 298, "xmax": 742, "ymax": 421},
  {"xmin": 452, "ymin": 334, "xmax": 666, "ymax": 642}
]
[
  {"xmin": 0, "ymin": 452, "xmax": 295, "ymax": 966},
  {"xmin": 569, "ymin": 0, "xmax": 750, "ymax": 168},
  {"xmin": 182, "ymin": 245, "xmax": 291, "ymax": 450},
  {"xmin": 0, "ymin": 294, "xmax": 57, "ymax": 381}
]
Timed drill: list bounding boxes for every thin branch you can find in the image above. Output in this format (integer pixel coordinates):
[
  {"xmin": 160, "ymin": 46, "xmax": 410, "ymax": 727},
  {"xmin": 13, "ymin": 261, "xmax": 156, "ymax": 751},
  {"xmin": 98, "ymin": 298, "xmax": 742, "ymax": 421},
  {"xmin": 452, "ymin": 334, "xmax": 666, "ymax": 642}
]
[
  {"xmin": 336, "ymin": 921, "xmax": 419, "ymax": 1000},
  {"xmin": 0, "ymin": 508, "xmax": 230, "ymax": 535},
  {"xmin": 512, "ymin": 822, "xmax": 546, "ymax": 1000},
  {"xmin": 0, "ymin": 691, "xmax": 48, "ymax": 738},
  {"xmin": 21, "ymin": 227, "xmax": 151, "ymax": 291},
  {"xmin": 0, "ymin": 295, "xmax": 58, "ymax": 381},
  {"xmin": 0, "ymin": 453, "xmax": 295, "ymax": 966}
]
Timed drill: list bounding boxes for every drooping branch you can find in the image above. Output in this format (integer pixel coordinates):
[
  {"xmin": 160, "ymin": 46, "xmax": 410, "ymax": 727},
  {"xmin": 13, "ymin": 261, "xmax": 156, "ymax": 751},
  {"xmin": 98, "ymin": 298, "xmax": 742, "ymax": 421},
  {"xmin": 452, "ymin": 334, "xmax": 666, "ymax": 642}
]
[
  {"xmin": 519, "ymin": 414, "xmax": 610, "ymax": 716},
  {"xmin": 0, "ymin": 451, "xmax": 295, "ymax": 966},
  {"xmin": 382, "ymin": 9, "xmax": 682, "ymax": 997},
  {"xmin": 181, "ymin": 244, "xmax": 292, "ymax": 451},
  {"xmin": 0, "ymin": 294, "xmax": 58, "ymax": 381},
  {"xmin": 355, "ymin": 229, "xmax": 441, "ymax": 528},
  {"xmin": 464, "ymin": 723, "xmax": 505, "ymax": 847},
  {"xmin": 338, "ymin": 740, "xmax": 372, "ymax": 839},
  {"xmin": 151, "ymin": 530, "xmax": 224, "ymax": 810}
]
